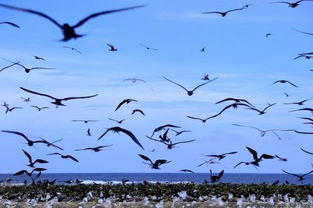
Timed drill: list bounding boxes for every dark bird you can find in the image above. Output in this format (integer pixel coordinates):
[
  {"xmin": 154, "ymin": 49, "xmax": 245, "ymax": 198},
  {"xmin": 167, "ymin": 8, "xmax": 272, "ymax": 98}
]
[
  {"xmin": 245, "ymin": 102, "xmax": 277, "ymax": 115},
  {"xmin": 201, "ymin": 73, "xmax": 209, "ymax": 80},
  {"xmin": 22, "ymin": 149, "xmax": 48, "ymax": 168},
  {"xmin": 0, "ymin": 3, "xmax": 145, "ymax": 41},
  {"xmin": 201, "ymin": 5, "xmax": 248, "ymax": 17},
  {"xmin": 115, "ymin": 98, "xmax": 137, "ymax": 111},
  {"xmin": 0, "ymin": 21, "xmax": 20, "ymax": 28},
  {"xmin": 21, "ymin": 97, "xmax": 31, "ymax": 102},
  {"xmin": 282, "ymin": 169, "xmax": 313, "ymax": 183},
  {"xmin": 147, "ymin": 136, "xmax": 196, "ymax": 149},
  {"xmin": 98, "ymin": 126, "xmax": 144, "ymax": 150},
  {"xmin": 47, "ymin": 153, "xmax": 79, "ymax": 162},
  {"xmin": 14, "ymin": 168, "xmax": 46, "ymax": 177},
  {"xmin": 87, "ymin": 128, "xmax": 91, "ymax": 136},
  {"xmin": 284, "ymin": 98, "xmax": 312, "ymax": 105},
  {"xmin": 108, "ymin": 118, "xmax": 126, "ymax": 124},
  {"xmin": 179, "ymin": 169, "xmax": 194, "ymax": 173},
  {"xmin": 200, "ymin": 47, "xmax": 205, "ymax": 52},
  {"xmin": 140, "ymin": 43, "xmax": 158, "ymax": 51},
  {"xmin": 232, "ymin": 124, "xmax": 286, "ymax": 140},
  {"xmin": 271, "ymin": 0, "xmax": 311, "ymax": 8},
  {"xmin": 272, "ymin": 80, "xmax": 298, "ymax": 87},
  {"xmin": 2, "ymin": 130, "xmax": 41, "ymax": 146},
  {"xmin": 36, "ymin": 138, "xmax": 64, "ymax": 151},
  {"xmin": 75, "ymin": 145, "xmax": 112, "ymax": 152},
  {"xmin": 171, "ymin": 129, "xmax": 191, "ymax": 136},
  {"xmin": 266, "ymin": 33, "xmax": 272, "ymax": 38},
  {"xmin": 234, "ymin": 147, "xmax": 275, "ymax": 168},
  {"xmin": 215, "ymin": 97, "xmax": 254, "ymax": 107},
  {"xmin": 197, "ymin": 158, "xmax": 220, "ymax": 167},
  {"xmin": 163, "ymin": 76, "xmax": 218, "ymax": 96},
  {"xmin": 20, "ymin": 87, "xmax": 98, "ymax": 106},
  {"xmin": 289, "ymin": 108, "xmax": 313, "ymax": 114},
  {"xmin": 275, "ymin": 155, "xmax": 288, "ymax": 162},
  {"xmin": 131, "ymin": 109, "xmax": 145, "ymax": 116},
  {"xmin": 72, "ymin": 119, "xmax": 98, "ymax": 123},
  {"xmin": 31, "ymin": 105, "xmax": 49, "ymax": 111},
  {"xmin": 210, "ymin": 170, "xmax": 224, "ymax": 183},
  {"xmin": 106, "ymin": 44, "xmax": 117, "ymax": 51},
  {"xmin": 151, "ymin": 124, "xmax": 181, "ymax": 137},
  {"xmin": 14, "ymin": 62, "xmax": 54, "ymax": 73},
  {"xmin": 34, "ymin": 55, "xmax": 46, "ymax": 61},
  {"xmin": 1, "ymin": 103, "xmax": 22, "ymax": 114},
  {"xmin": 138, "ymin": 154, "xmax": 170, "ymax": 169},
  {"xmin": 204, "ymin": 151, "xmax": 238, "ymax": 161},
  {"xmin": 0, "ymin": 61, "xmax": 19, "ymax": 72},
  {"xmin": 123, "ymin": 78, "xmax": 146, "ymax": 83},
  {"xmin": 284, "ymin": 92, "xmax": 289, "ymax": 97},
  {"xmin": 63, "ymin": 46, "xmax": 82, "ymax": 53},
  {"xmin": 294, "ymin": 52, "xmax": 313, "ymax": 60}
]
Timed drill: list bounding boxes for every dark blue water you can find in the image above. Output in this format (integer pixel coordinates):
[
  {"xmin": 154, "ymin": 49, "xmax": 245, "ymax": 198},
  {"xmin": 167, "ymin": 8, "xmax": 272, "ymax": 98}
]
[{"xmin": 1, "ymin": 173, "xmax": 313, "ymax": 185}]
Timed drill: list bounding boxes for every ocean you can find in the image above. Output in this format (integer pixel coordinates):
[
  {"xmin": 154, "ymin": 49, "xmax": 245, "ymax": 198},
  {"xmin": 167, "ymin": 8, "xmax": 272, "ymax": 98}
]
[{"xmin": 1, "ymin": 173, "xmax": 313, "ymax": 185}]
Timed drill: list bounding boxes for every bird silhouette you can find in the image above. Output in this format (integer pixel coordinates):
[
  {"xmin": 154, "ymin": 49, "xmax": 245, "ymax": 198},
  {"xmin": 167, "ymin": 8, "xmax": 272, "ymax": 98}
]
[
  {"xmin": 21, "ymin": 97, "xmax": 31, "ymax": 102},
  {"xmin": 163, "ymin": 76, "xmax": 218, "ymax": 96},
  {"xmin": 245, "ymin": 103, "xmax": 277, "ymax": 115},
  {"xmin": 202, "ymin": 5, "xmax": 248, "ymax": 17},
  {"xmin": 22, "ymin": 149, "xmax": 48, "ymax": 168},
  {"xmin": 266, "ymin": 33, "xmax": 272, "ymax": 38},
  {"xmin": 106, "ymin": 44, "xmax": 117, "ymax": 51},
  {"xmin": 98, "ymin": 126, "xmax": 144, "ymax": 150},
  {"xmin": 131, "ymin": 109, "xmax": 145, "ymax": 116},
  {"xmin": 215, "ymin": 98, "xmax": 254, "ymax": 107},
  {"xmin": 273, "ymin": 80, "xmax": 298, "ymax": 87},
  {"xmin": 284, "ymin": 98, "xmax": 312, "ymax": 105},
  {"xmin": 75, "ymin": 145, "xmax": 112, "ymax": 152},
  {"xmin": 72, "ymin": 120, "xmax": 98, "ymax": 123},
  {"xmin": 138, "ymin": 154, "xmax": 170, "ymax": 169},
  {"xmin": 12, "ymin": 62, "xmax": 54, "ymax": 73},
  {"xmin": 201, "ymin": 73, "xmax": 209, "ymax": 80},
  {"xmin": 1, "ymin": 103, "xmax": 22, "ymax": 114},
  {"xmin": 47, "ymin": 153, "xmax": 79, "ymax": 162},
  {"xmin": 2, "ymin": 130, "xmax": 41, "ymax": 146},
  {"xmin": 37, "ymin": 138, "xmax": 64, "ymax": 150},
  {"xmin": 294, "ymin": 52, "xmax": 313, "ymax": 60},
  {"xmin": 275, "ymin": 155, "xmax": 288, "ymax": 162},
  {"xmin": 87, "ymin": 128, "xmax": 91, "ymax": 136},
  {"xmin": 232, "ymin": 124, "xmax": 286, "ymax": 140},
  {"xmin": 123, "ymin": 78, "xmax": 146, "ymax": 83},
  {"xmin": 200, "ymin": 47, "xmax": 205, "ymax": 52},
  {"xmin": 0, "ymin": 3, "xmax": 145, "ymax": 41},
  {"xmin": 20, "ymin": 87, "xmax": 98, "ymax": 106},
  {"xmin": 271, "ymin": 0, "xmax": 310, "ymax": 8},
  {"xmin": 63, "ymin": 46, "xmax": 82, "ymax": 53},
  {"xmin": 151, "ymin": 124, "xmax": 181, "ymax": 137},
  {"xmin": 31, "ymin": 105, "xmax": 49, "ymax": 111},
  {"xmin": 108, "ymin": 118, "xmax": 126, "ymax": 124},
  {"xmin": 0, "ymin": 21, "xmax": 20, "ymax": 28},
  {"xmin": 115, "ymin": 98, "xmax": 137, "ymax": 111},
  {"xmin": 204, "ymin": 151, "xmax": 238, "ymax": 161},
  {"xmin": 234, "ymin": 147, "xmax": 275, "ymax": 168},
  {"xmin": 33, "ymin": 55, "xmax": 46, "ymax": 61},
  {"xmin": 282, "ymin": 169, "xmax": 313, "ymax": 183},
  {"xmin": 210, "ymin": 170, "xmax": 224, "ymax": 183},
  {"xmin": 179, "ymin": 169, "xmax": 194, "ymax": 173},
  {"xmin": 140, "ymin": 43, "xmax": 158, "ymax": 51}
]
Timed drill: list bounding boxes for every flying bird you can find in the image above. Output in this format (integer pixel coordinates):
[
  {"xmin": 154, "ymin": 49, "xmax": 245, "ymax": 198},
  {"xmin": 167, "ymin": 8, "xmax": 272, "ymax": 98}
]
[
  {"xmin": 245, "ymin": 103, "xmax": 277, "ymax": 115},
  {"xmin": 138, "ymin": 154, "xmax": 170, "ymax": 169},
  {"xmin": 72, "ymin": 119, "xmax": 98, "ymax": 123},
  {"xmin": 210, "ymin": 170, "xmax": 224, "ymax": 183},
  {"xmin": 294, "ymin": 52, "xmax": 313, "ymax": 60},
  {"xmin": 204, "ymin": 151, "xmax": 238, "ymax": 161},
  {"xmin": 47, "ymin": 153, "xmax": 79, "ymax": 162},
  {"xmin": 140, "ymin": 43, "xmax": 158, "ymax": 51},
  {"xmin": 34, "ymin": 55, "xmax": 46, "ymax": 61},
  {"xmin": 22, "ymin": 149, "xmax": 48, "ymax": 168},
  {"xmin": 63, "ymin": 46, "xmax": 82, "ymax": 53},
  {"xmin": 271, "ymin": 0, "xmax": 310, "ymax": 8},
  {"xmin": 0, "ymin": 21, "xmax": 20, "ymax": 28},
  {"xmin": 275, "ymin": 155, "xmax": 288, "ymax": 162},
  {"xmin": 284, "ymin": 98, "xmax": 312, "ymax": 105},
  {"xmin": 232, "ymin": 124, "xmax": 286, "ymax": 140},
  {"xmin": 20, "ymin": 87, "xmax": 98, "ymax": 106},
  {"xmin": 21, "ymin": 97, "xmax": 31, "ymax": 102},
  {"xmin": 75, "ymin": 145, "xmax": 112, "ymax": 152},
  {"xmin": 123, "ymin": 78, "xmax": 146, "ymax": 83},
  {"xmin": 106, "ymin": 44, "xmax": 117, "ymax": 51},
  {"xmin": 1, "ymin": 103, "xmax": 22, "ymax": 114},
  {"xmin": 151, "ymin": 124, "xmax": 181, "ymax": 137},
  {"xmin": 98, "ymin": 126, "xmax": 144, "ymax": 150},
  {"xmin": 272, "ymin": 80, "xmax": 298, "ymax": 87},
  {"xmin": 1, "ymin": 130, "xmax": 41, "ymax": 146},
  {"xmin": 282, "ymin": 169, "xmax": 313, "ymax": 183},
  {"xmin": 200, "ymin": 47, "xmax": 205, "ymax": 52},
  {"xmin": 163, "ymin": 76, "xmax": 218, "ymax": 96},
  {"xmin": 131, "ymin": 109, "xmax": 145, "ymax": 116},
  {"xmin": 201, "ymin": 5, "xmax": 248, "ymax": 17},
  {"xmin": 31, "ymin": 105, "xmax": 49, "ymax": 111},
  {"xmin": 179, "ymin": 169, "xmax": 194, "ymax": 173},
  {"xmin": 234, "ymin": 147, "xmax": 274, "ymax": 168},
  {"xmin": 37, "ymin": 138, "xmax": 64, "ymax": 150},
  {"xmin": 114, "ymin": 98, "xmax": 137, "ymax": 111},
  {"xmin": 266, "ymin": 33, "xmax": 272, "ymax": 38},
  {"xmin": 0, "ymin": 3, "xmax": 146, "ymax": 41},
  {"xmin": 108, "ymin": 118, "xmax": 126, "ymax": 124},
  {"xmin": 14, "ymin": 62, "xmax": 54, "ymax": 73}
]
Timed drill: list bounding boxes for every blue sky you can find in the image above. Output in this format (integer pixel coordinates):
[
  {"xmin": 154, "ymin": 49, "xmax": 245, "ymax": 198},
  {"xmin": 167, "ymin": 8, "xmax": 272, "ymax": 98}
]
[{"xmin": 0, "ymin": 0, "xmax": 312, "ymax": 174}]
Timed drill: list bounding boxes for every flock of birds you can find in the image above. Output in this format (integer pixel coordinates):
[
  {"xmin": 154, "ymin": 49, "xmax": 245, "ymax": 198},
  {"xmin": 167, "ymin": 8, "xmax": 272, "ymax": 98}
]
[{"xmin": 0, "ymin": 1, "xmax": 313, "ymax": 185}]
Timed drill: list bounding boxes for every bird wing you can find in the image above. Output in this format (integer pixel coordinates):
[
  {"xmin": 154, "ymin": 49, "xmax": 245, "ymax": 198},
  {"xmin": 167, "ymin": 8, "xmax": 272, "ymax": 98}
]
[
  {"xmin": 22, "ymin": 149, "xmax": 32, "ymax": 163},
  {"xmin": 132, "ymin": 109, "xmax": 145, "ymax": 115},
  {"xmin": 62, "ymin": 94, "xmax": 98, "ymax": 101},
  {"xmin": 47, "ymin": 152, "xmax": 61, "ymax": 156},
  {"xmin": 116, "ymin": 127, "xmax": 144, "ymax": 150},
  {"xmin": 138, "ymin": 154, "xmax": 153, "ymax": 164},
  {"xmin": 186, "ymin": 115, "xmax": 205, "ymax": 121},
  {"xmin": 260, "ymin": 154, "xmax": 275, "ymax": 159},
  {"xmin": 173, "ymin": 139, "xmax": 196, "ymax": 145},
  {"xmin": 218, "ymin": 170, "xmax": 224, "ymax": 179},
  {"xmin": 246, "ymin": 147, "xmax": 258, "ymax": 160},
  {"xmin": 0, "ymin": 3, "xmax": 62, "ymax": 28},
  {"xmin": 191, "ymin": 77, "xmax": 218, "ymax": 92},
  {"xmin": 262, "ymin": 103, "xmax": 277, "ymax": 112},
  {"xmin": 31, "ymin": 105, "xmax": 40, "ymax": 110},
  {"xmin": 286, "ymin": 81, "xmax": 298, "ymax": 87},
  {"xmin": 97, "ymin": 129, "xmax": 110, "ymax": 140},
  {"xmin": 180, "ymin": 169, "xmax": 194, "ymax": 173},
  {"xmin": 73, "ymin": 5, "xmax": 146, "ymax": 28},
  {"xmin": 294, "ymin": 130, "xmax": 313, "ymax": 134},
  {"xmin": 0, "ymin": 21, "xmax": 20, "ymax": 28},
  {"xmin": 225, "ymin": 151, "xmax": 238, "ymax": 155},
  {"xmin": 2, "ymin": 130, "xmax": 31, "ymax": 142},
  {"xmin": 33, "ymin": 159, "xmax": 48, "ymax": 164},
  {"xmin": 155, "ymin": 159, "xmax": 170, "ymax": 166},
  {"xmin": 163, "ymin": 76, "xmax": 189, "ymax": 92},
  {"xmin": 115, "ymin": 100, "xmax": 127, "ymax": 111},
  {"xmin": 20, "ymin": 87, "xmax": 56, "ymax": 100},
  {"xmin": 201, "ymin": 11, "xmax": 223, "ymax": 15},
  {"xmin": 233, "ymin": 162, "xmax": 245, "ymax": 168},
  {"xmin": 13, "ymin": 170, "xmax": 29, "ymax": 176},
  {"xmin": 106, "ymin": 44, "xmax": 114, "ymax": 50},
  {"xmin": 300, "ymin": 148, "xmax": 313, "ymax": 155},
  {"xmin": 302, "ymin": 170, "xmax": 313, "ymax": 177},
  {"xmin": 294, "ymin": 29, "xmax": 313, "ymax": 36},
  {"xmin": 282, "ymin": 169, "xmax": 300, "ymax": 177},
  {"xmin": 0, "ymin": 62, "xmax": 19, "ymax": 72},
  {"xmin": 146, "ymin": 136, "xmax": 167, "ymax": 144},
  {"xmin": 227, "ymin": 7, "xmax": 246, "ymax": 13},
  {"xmin": 65, "ymin": 155, "xmax": 79, "ymax": 162}
]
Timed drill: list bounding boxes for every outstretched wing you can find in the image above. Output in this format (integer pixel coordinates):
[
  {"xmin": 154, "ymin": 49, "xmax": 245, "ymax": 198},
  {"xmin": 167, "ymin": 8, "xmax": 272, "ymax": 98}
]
[
  {"xmin": 173, "ymin": 139, "xmax": 196, "ymax": 145},
  {"xmin": 63, "ymin": 94, "xmax": 98, "ymax": 101},
  {"xmin": 218, "ymin": 170, "xmax": 224, "ymax": 179},
  {"xmin": 282, "ymin": 169, "xmax": 300, "ymax": 177},
  {"xmin": 246, "ymin": 147, "xmax": 258, "ymax": 160},
  {"xmin": 97, "ymin": 129, "xmax": 111, "ymax": 140},
  {"xmin": 66, "ymin": 155, "xmax": 79, "ymax": 162},
  {"xmin": 0, "ymin": 3, "xmax": 62, "ymax": 28},
  {"xmin": 138, "ymin": 154, "xmax": 153, "ymax": 164},
  {"xmin": 2, "ymin": 130, "xmax": 30, "ymax": 142},
  {"xmin": 0, "ymin": 21, "xmax": 20, "ymax": 28},
  {"xmin": 73, "ymin": 5, "xmax": 146, "ymax": 28},
  {"xmin": 163, "ymin": 76, "xmax": 189, "ymax": 92},
  {"xmin": 20, "ymin": 87, "xmax": 56, "ymax": 100},
  {"xmin": 116, "ymin": 127, "xmax": 144, "ymax": 150},
  {"xmin": 300, "ymin": 148, "xmax": 313, "ymax": 155},
  {"xmin": 22, "ymin": 149, "xmax": 32, "ymax": 163},
  {"xmin": 191, "ymin": 77, "xmax": 218, "ymax": 92}
]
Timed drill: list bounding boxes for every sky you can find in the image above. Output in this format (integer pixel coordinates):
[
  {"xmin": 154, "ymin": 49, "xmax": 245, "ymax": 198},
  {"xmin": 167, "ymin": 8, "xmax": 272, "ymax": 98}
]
[{"xmin": 0, "ymin": 0, "xmax": 312, "ymax": 174}]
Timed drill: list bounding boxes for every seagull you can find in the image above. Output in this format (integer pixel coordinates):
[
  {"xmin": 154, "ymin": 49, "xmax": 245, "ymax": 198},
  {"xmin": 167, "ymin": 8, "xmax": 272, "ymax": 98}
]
[
  {"xmin": 75, "ymin": 145, "xmax": 112, "ymax": 152},
  {"xmin": 151, "ymin": 124, "xmax": 181, "ymax": 137},
  {"xmin": 245, "ymin": 103, "xmax": 277, "ymax": 115},
  {"xmin": 201, "ymin": 74, "xmax": 209, "ymax": 80},
  {"xmin": 1, "ymin": 103, "xmax": 22, "ymax": 114},
  {"xmin": 72, "ymin": 120, "xmax": 98, "ymax": 123},
  {"xmin": 275, "ymin": 155, "xmax": 288, "ymax": 162},
  {"xmin": 138, "ymin": 154, "xmax": 170, "ymax": 169},
  {"xmin": 204, "ymin": 151, "xmax": 238, "ymax": 161},
  {"xmin": 108, "ymin": 118, "xmax": 126, "ymax": 124},
  {"xmin": 0, "ymin": 21, "xmax": 20, "ymax": 28},
  {"xmin": 282, "ymin": 169, "xmax": 313, "ymax": 183},
  {"xmin": 123, "ymin": 78, "xmax": 146, "ymax": 83},
  {"xmin": 0, "ymin": 3, "xmax": 146, "ymax": 41},
  {"xmin": 266, "ymin": 33, "xmax": 272, "ymax": 38},
  {"xmin": 215, "ymin": 98, "xmax": 254, "ymax": 107},
  {"xmin": 294, "ymin": 52, "xmax": 313, "ymax": 60},
  {"xmin": 36, "ymin": 138, "xmax": 64, "ymax": 150},
  {"xmin": 200, "ymin": 47, "xmax": 205, "ymax": 52},
  {"xmin": 63, "ymin": 46, "xmax": 82, "ymax": 53},
  {"xmin": 210, "ymin": 170, "xmax": 224, "ymax": 183},
  {"xmin": 31, "ymin": 105, "xmax": 49, "ymax": 111},
  {"xmin": 34, "ymin": 55, "xmax": 46, "ymax": 61},
  {"xmin": 131, "ymin": 109, "xmax": 145, "ymax": 116},
  {"xmin": 22, "ymin": 149, "xmax": 48, "ymax": 168},
  {"xmin": 140, "ymin": 43, "xmax": 158, "ymax": 51},
  {"xmin": 232, "ymin": 124, "xmax": 286, "ymax": 140},
  {"xmin": 106, "ymin": 44, "xmax": 117, "ymax": 51},
  {"xmin": 284, "ymin": 98, "xmax": 312, "ymax": 105},
  {"xmin": 98, "ymin": 126, "xmax": 144, "ymax": 150},
  {"xmin": 170, "ymin": 129, "xmax": 191, "ymax": 136},
  {"xmin": 272, "ymin": 80, "xmax": 298, "ymax": 87},
  {"xmin": 1, "ymin": 130, "xmax": 42, "ymax": 146},
  {"xmin": 47, "ymin": 153, "xmax": 79, "ymax": 162},
  {"xmin": 271, "ymin": 0, "xmax": 310, "ymax": 8},
  {"xmin": 14, "ymin": 62, "xmax": 55, "ymax": 73},
  {"xmin": 21, "ymin": 97, "xmax": 31, "ymax": 102},
  {"xmin": 114, "ymin": 98, "xmax": 137, "ymax": 111},
  {"xmin": 179, "ymin": 169, "xmax": 194, "ymax": 173},
  {"xmin": 163, "ymin": 76, "xmax": 218, "ymax": 96},
  {"xmin": 201, "ymin": 5, "xmax": 248, "ymax": 17},
  {"xmin": 20, "ymin": 87, "xmax": 98, "ymax": 106},
  {"xmin": 234, "ymin": 147, "xmax": 275, "ymax": 168}
]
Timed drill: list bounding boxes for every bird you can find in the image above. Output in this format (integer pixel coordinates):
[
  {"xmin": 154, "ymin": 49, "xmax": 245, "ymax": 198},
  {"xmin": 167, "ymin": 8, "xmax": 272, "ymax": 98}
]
[
  {"xmin": 33, "ymin": 55, "xmax": 46, "ymax": 61},
  {"xmin": 170, "ymin": 129, "xmax": 191, "ymax": 136},
  {"xmin": 31, "ymin": 105, "xmax": 49, "ymax": 111},
  {"xmin": 289, "ymin": 108, "xmax": 313, "ymax": 114},
  {"xmin": 234, "ymin": 147, "xmax": 275, "ymax": 168},
  {"xmin": 232, "ymin": 124, "xmax": 286, "ymax": 140},
  {"xmin": 20, "ymin": 87, "xmax": 98, "ymax": 106},
  {"xmin": 282, "ymin": 169, "xmax": 313, "ymax": 183},
  {"xmin": 294, "ymin": 29, "xmax": 313, "ymax": 36},
  {"xmin": 271, "ymin": 0, "xmax": 310, "ymax": 8},
  {"xmin": 63, "ymin": 46, "xmax": 82, "ymax": 53},
  {"xmin": 108, "ymin": 118, "xmax": 126, "ymax": 124},
  {"xmin": 0, "ymin": 3, "xmax": 146, "ymax": 41},
  {"xmin": 36, "ymin": 138, "xmax": 64, "ymax": 150},
  {"xmin": 21, "ymin": 97, "xmax": 31, "ymax": 102},
  {"xmin": 138, "ymin": 154, "xmax": 170, "ymax": 169},
  {"xmin": 294, "ymin": 52, "xmax": 313, "ymax": 60},
  {"xmin": 204, "ymin": 152, "xmax": 238, "ymax": 161},
  {"xmin": 131, "ymin": 109, "xmax": 145, "ymax": 116},
  {"xmin": 0, "ymin": 21, "xmax": 20, "ymax": 28},
  {"xmin": 98, "ymin": 126, "xmax": 144, "ymax": 150},
  {"xmin": 1, "ymin": 103, "xmax": 22, "ymax": 114},
  {"xmin": 284, "ymin": 98, "xmax": 312, "ymax": 105},
  {"xmin": 2, "ymin": 130, "xmax": 41, "ymax": 146},
  {"xmin": 266, "ymin": 33, "xmax": 272, "ymax": 38},
  {"xmin": 163, "ymin": 76, "xmax": 218, "ymax": 96},
  {"xmin": 114, "ymin": 98, "xmax": 137, "ymax": 111},
  {"xmin": 87, "ymin": 128, "xmax": 91, "ymax": 136},
  {"xmin": 14, "ymin": 62, "xmax": 55, "ymax": 73},
  {"xmin": 0, "ymin": 61, "xmax": 20, "ymax": 72},
  {"xmin": 215, "ymin": 98, "xmax": 254, "ymax": 107},
  {"xmin": 147, "ymin": 136, "xmax": 196, "ymax": 149},
  {"xmin": 47, "ymin": 153, "xmax": 79, "ymax": 162},
  {"xmin": 179, "ymin": 169, "xmax": 194, "ymax": 173},
  {"xmin": 272, "ymin": 80, "xmax": 298, "ymax": 87},
  {"xmin": 151, "ymin": 124, "xmax": 181, "ymax": 137},
  {"xmin": 200, "ymin": 47, "xmax": 205, "ymax": 52},
  {"xmin": 75, "ymin": 145, "xmax": 112, "ymax": 152},
  {"xmin": 201, "ymin": 5, "xmax": 249, "ymax": 17},
  {"xmin": 123, "ymin": 78, "xmax": 146, "ymax": 83},
  {"xmin": 201, "ymin": 74, "xmax": 209, "ymax": 80},
  {"xmin": 197, "ymin": 158, "xmax": 220, "ymax": 167},
  {"xmin": 22, "ymin": 149, "xmax": 48, "ymax": 168},
  {"xmin": 106, "ymin": 44, "xmax": 117, "ymax": 51},
  {"xmin": 275, "ymin": 155, "xmax": 288, "ymax": 162},
  {"xmin": 72, "ymin": 120, "xmax": 98, "ymax": 123},
  {"xmin": 245, "ymin": 103, "xmax": 277, "ymax": 115},
  {"xmin": 140, "ymin": 43, "xmax": 158, "ymax": 51},
  {"xmin": 210, "ymin": 170, "xmax": 224, "ymax": 183},
  {"xmin": 14, "ymin": 168, "xmax": 46, "ymax": 177}
]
